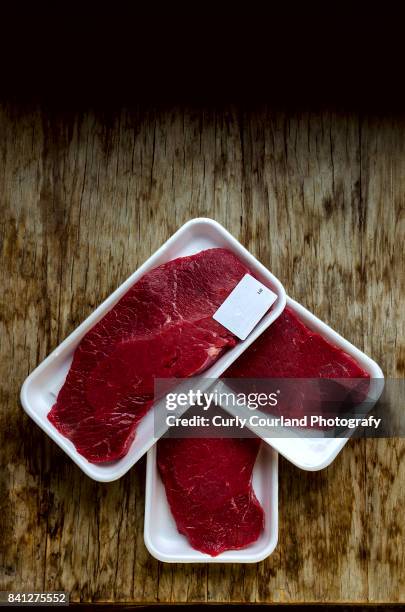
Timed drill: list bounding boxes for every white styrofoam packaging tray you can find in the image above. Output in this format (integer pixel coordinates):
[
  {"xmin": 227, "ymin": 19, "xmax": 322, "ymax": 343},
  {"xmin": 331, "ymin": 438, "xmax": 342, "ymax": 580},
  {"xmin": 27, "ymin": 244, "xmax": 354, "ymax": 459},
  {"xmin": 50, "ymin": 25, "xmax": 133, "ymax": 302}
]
[
  {"xmin": 219, "ymin": 296, "xmax": 385, "ymax": 472},
  {"xmin": 20, "ymin": 218, "xmax": 286, "ymax": 482},
  {"xmin": 144, "ymin": 442, "xmax": 278, "ymax": 563}
]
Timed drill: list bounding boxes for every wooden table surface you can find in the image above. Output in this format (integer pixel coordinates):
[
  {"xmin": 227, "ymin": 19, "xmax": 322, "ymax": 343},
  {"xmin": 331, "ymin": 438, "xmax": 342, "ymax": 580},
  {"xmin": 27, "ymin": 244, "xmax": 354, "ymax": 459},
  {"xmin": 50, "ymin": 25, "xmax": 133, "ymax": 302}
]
[{"xmin": 0, "ymin": 105, "xmax": 404, "ymax": 605}]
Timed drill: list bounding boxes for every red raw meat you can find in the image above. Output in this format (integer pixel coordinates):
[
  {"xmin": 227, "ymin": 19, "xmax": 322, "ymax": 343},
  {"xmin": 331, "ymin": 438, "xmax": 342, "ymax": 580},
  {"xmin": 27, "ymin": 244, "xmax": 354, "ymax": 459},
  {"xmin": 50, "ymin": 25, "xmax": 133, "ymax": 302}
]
[
  {"xmin": 225, "ymin": 306, "xmax": 370, "ymax": 420},
  {"xmin": 158, "ymin": 308, "xmax": 369, "ymax": 557},
  {"xmin": 157, "ymin": 437, "xmax": 264, "ymax": 556},
  {"xmin": 225, "ymin": 307, "xmax": 369, "ymax": 378},
  {"xmin": 48, "ymin": 249, "xmax": 251, "ymax": 463}
]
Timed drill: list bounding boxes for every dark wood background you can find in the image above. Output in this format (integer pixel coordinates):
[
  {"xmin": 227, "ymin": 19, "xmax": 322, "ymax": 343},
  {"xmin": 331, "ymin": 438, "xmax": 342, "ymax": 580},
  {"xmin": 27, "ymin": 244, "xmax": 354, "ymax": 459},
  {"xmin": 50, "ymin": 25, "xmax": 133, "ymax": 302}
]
[{"xmin": 0, "ymin": 105, "xmax": 404, "ymax": 604}]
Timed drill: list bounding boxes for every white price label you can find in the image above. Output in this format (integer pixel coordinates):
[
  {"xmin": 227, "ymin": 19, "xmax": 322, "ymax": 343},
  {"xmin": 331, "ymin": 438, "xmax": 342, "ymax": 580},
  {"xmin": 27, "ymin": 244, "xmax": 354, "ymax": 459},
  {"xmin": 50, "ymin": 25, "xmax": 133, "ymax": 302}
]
[{"xmin": 213, "ymin": 274, "xmax": 277, "ymax": 340}]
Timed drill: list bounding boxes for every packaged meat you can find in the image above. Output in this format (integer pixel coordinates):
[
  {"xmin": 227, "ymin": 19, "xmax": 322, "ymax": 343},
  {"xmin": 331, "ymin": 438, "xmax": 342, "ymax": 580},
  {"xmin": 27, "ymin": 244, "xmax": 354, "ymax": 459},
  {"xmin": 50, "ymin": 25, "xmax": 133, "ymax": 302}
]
[
  {"xmin": 153, "ymin": 307, "xmax": 371, "ymax": 559},
  {"xmin": 221, "ymin": 297, "xmax": 384, "ymax": 471},
  {"xmin": 21, "ymin": 218, "xmax": 286, "ymax": 481},
  {"xmin": 144, "ymin": 440, "xmax": 278, "ymax": 563},
  {"xmin": 48, "ymin": 248, "xmax": 251, "ymax": 463}
]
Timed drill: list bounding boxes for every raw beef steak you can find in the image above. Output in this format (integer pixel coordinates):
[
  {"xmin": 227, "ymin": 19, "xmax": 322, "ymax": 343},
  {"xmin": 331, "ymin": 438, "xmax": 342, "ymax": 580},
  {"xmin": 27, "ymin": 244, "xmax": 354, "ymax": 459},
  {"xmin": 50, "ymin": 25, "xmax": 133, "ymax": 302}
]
[
  {"xmin": 157, "ymin": 437, "xmax": 264, "ymax": 556},
  {"xmin": 224, "ymin": 307, "xmax": 370, "ymax": 420},
  {"xmin": 48, "ymin": 248, "xmax": 251, "ymax": 463},
  {"xmin": 225, "ymin": 307, "xmax": 369, "ymax": 377}
]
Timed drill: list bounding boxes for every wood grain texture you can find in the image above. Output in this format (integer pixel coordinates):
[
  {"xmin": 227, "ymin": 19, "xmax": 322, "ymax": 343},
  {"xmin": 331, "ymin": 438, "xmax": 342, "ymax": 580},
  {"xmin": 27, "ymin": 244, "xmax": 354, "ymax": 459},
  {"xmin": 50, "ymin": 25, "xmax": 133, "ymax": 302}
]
[{"xmin": 0, "ymin": 105, "xmax": 404, "ymax": 604}]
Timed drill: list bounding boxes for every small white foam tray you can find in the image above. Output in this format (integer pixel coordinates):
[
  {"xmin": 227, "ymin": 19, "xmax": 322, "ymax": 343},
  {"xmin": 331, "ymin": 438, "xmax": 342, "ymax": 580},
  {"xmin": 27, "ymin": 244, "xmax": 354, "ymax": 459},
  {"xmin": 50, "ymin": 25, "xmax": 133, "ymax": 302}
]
[
  {"xmin": 219, "ymin": 297, "xmax": 384, "ymax": 471},
  {"xmin": 20, "ymin": 218, "xmax": 286, "ymax": 482},
  {"xmin": 144, "ymin": 442, "xmax": 278, "ymax": 563}
]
